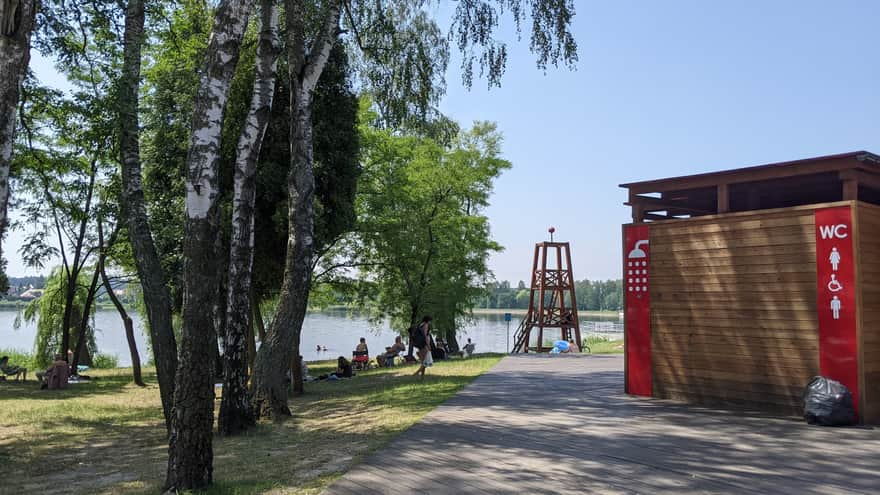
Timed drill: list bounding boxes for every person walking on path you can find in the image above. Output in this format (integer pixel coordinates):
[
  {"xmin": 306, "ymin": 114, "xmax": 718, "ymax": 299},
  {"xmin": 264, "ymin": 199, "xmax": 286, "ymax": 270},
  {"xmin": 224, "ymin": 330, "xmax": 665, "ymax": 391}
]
[{"xmin": 412, "ymin": 315, "xmax": 433, "ymax": 379}]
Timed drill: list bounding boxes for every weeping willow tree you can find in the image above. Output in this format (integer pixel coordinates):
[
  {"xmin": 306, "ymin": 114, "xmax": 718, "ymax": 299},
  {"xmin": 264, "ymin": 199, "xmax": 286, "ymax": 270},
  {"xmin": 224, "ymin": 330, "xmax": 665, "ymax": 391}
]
[{"xmin": 15, "ymin": 268, "xmax": 96, "ymax": 368}]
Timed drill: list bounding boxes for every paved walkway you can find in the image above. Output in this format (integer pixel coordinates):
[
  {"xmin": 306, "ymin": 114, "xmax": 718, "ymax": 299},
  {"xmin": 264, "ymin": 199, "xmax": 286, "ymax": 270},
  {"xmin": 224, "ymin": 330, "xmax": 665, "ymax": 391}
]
[{"xmin": 323, "ymin": 354, "xmax": 880, "ymax": 494}]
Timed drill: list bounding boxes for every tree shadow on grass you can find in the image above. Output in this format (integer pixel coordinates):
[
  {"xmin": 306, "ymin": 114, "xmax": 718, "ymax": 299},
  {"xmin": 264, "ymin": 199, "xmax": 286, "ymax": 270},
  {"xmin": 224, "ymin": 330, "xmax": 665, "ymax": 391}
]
[
  {"xmin": 1, "ymin": 356, "xmax": 504, "ymax": 495},
  {"xmin": 0, "ymin": 370, "xmax": 158, "ymax": 402}
]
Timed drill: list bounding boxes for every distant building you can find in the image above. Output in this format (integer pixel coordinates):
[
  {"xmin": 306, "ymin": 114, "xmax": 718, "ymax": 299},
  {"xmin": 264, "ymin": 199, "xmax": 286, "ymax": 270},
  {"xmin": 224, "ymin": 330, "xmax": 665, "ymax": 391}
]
[{"xmin": 19, "ymin": 288, "xmax": 45, "ymax": 300}]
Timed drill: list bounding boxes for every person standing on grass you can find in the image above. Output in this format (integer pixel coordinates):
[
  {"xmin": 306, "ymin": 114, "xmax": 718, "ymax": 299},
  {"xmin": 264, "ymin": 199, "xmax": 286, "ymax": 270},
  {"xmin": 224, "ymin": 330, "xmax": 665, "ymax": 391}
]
[{"xmin": 412, "ymin": 315, "xmax": 433, "ymax": 378}]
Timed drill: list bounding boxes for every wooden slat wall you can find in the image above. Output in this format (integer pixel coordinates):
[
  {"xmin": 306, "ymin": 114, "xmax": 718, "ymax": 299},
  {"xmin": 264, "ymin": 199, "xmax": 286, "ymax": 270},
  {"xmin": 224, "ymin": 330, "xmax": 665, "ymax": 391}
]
[
  {"xmin": 858, "ymin": 203, "xmax": 880, "ymax": 423},
  {"xmin": 650, "ymin": 209, "xmax": 820, "ymax": 414}
]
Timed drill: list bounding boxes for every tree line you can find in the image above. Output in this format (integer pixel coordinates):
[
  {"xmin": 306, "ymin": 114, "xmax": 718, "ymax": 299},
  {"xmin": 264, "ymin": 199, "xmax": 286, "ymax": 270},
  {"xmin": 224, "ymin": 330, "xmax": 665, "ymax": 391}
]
[
  {"xmin": 0, "ymin": 0, "xmax": 578, "ymax": 490},
  {"xmin": 477, "ymin": 280, "xmax": 623, "ymax": 311}
]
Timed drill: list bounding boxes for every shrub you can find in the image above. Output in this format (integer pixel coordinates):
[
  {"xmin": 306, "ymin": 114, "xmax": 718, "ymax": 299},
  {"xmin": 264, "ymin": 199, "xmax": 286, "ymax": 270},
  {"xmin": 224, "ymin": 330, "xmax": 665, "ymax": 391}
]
[
  {"xmin": 92, "ymin": 353, "xmax": 119, "ymax": 369},
  {"xmin": 583, "ymin": 335, "xmax": 611, "ymax": 346}
]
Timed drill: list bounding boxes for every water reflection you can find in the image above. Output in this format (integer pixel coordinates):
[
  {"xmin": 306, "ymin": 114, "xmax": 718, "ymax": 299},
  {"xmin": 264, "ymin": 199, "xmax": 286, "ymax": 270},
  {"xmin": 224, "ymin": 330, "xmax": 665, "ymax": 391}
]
[{"xmin": 0, "ymin": 308, "xmax": 622, "ymax": 366}]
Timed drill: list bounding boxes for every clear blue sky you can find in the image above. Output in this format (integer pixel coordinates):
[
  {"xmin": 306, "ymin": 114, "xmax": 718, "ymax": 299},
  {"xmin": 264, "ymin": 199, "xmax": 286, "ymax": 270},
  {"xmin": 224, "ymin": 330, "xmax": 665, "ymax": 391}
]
[
  {"xmin": 438, "ymin": 0, "xmax": 880, "ymax": 284},
  {"xmin": 8, "ymin": 1, "xmax": 880, "ymax": 286}
]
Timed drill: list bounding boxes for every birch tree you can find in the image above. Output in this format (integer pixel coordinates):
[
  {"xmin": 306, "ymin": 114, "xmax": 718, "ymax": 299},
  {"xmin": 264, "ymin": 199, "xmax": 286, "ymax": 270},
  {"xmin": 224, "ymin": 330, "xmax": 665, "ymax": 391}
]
[
  {"xmin": 251, "ymin": 0, "xmax": 342, "ymax": 419},
  {"xmin": 218, "ymin": 0, "xmax": 281, "ymax": 436},
  {"xmin": 0, "ymin": 0, "xmax": 37, "ymax": 273},
  {"xmin": 251, "ymin": 0, "xmax": 578, "ymax": 419},
  {"xmin": 166, "ymin": 0, "xmax": 253, "ymax": 489}
]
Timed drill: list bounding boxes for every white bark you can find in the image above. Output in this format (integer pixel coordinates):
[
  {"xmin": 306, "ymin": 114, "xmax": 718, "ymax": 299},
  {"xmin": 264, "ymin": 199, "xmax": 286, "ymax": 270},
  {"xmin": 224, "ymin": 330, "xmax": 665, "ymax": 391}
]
[
  {"xmin": 251, "ymin": 0, "xmax": 341, "ymax": 418},
  {"xmin": 219, "ymin": 0, "xmax": 280, "ymax": 436},
  {"xmin": 167, "ymin": 0, "xmax": 254, "ymax": 490},
  {"xmin": 0, "ymin": 0, "xmax": 37, "ymax": 265}
]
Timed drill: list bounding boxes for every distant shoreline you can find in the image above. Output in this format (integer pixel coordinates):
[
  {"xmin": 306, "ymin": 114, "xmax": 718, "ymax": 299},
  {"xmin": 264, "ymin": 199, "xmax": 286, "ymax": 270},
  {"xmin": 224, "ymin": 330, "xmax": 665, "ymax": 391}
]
[
  {"xmin": 0, "ymin": 300, "xmax": 622, "ymax": 319},
  {"xmin": 317, "ymin": 305, "xmax": 621, "ymax": 319},
  {"xmin": 0, "ymin": 300, "xmax": 126, "ymax": 311},
  {"xmin": 471, "ymin": 308, "xmax": 621, "ymax": 318}
]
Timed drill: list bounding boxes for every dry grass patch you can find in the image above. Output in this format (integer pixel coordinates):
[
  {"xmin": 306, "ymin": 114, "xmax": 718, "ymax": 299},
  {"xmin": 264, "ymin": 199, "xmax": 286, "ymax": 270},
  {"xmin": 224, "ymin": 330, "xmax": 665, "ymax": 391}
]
[{"xmin": 0, "ymin": 354, "xmax": 503, "ymax": 494}]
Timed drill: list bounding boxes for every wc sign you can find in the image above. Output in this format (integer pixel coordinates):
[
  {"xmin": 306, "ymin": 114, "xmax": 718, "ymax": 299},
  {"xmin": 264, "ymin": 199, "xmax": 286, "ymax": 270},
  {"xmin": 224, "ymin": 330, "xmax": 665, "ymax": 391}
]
[
  {"xmin": 818, "ymin": 224, "xmax": 849, "ymax": 239},
  {"xmin": 814, "ymin": 206, "xmax": 859, "ymax": 418}
]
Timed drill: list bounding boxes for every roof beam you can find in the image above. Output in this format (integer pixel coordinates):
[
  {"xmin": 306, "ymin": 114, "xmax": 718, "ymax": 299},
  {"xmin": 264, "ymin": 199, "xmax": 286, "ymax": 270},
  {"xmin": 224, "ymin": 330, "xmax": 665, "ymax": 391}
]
[
  {"xmin": 839, "ymin": 169, "xmax": 880, "ymax": 193},
  {"xmin": 625, "ymin": 196, "xmax": 713, "ymax": 214},
  {"xmin": 621, "ymin": 154, "xmax": 874, "ymax": 194}
]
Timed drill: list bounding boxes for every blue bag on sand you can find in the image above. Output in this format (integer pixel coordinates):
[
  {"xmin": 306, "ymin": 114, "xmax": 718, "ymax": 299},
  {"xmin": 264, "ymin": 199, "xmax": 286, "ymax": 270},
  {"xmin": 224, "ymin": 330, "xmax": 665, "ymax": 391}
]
[{"xmin": 553, "ymin": 340, "xmax": 570, "ymax": 352}]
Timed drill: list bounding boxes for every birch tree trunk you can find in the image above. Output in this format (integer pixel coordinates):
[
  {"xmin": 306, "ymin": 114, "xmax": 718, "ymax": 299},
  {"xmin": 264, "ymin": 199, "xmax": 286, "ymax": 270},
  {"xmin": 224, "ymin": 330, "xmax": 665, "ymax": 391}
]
[
  {"xmin": 251, "ymin": 0, "xmax": 340, "ymax": 420},
  {"xmin": 218, "ymin": 0, "xmax": 280, "ymax": 437},
  {"xmin": 166, "ymin": 0, "xmax": 253, "ymax": 489},
  {"xmin": 0, "ymin": 0, "xmax": 37, "ymax": 267},
  {"xmin": 118, "ymin": 0, "xmax": 178, "ymax": 430}
]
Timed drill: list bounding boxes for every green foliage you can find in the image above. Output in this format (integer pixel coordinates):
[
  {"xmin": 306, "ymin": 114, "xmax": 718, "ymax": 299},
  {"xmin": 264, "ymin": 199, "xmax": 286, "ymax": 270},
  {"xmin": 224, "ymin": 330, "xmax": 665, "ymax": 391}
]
[
  {"xmin": 449, "ymin": 0, "xmax": 579, "ymax": 88},
  {"xmin": 352, "ymin": 102, "xmax": 509, "ymax": 342},
  {"xmin": 478, "ymin": 279, "xmax": 623, "ymax": 311},
  {"xmin": 252, "ymin": 44, "xmax": 361, "ymax": 300},
  {"xmin": 140, "ymin": 0, "xmax": 212, "ymax": 310},
  {"xmin": 15, "ymin": 267, "xmax": 96, "ymax": 368},
  {"xmin": 346, "ymin": 2, "xmax": 450, "ymax": 130},
  {"xmin": 313, "ymin": 46, "xmax": 362, "ymax": 254},
  {"xmin": 582, "ymin": 335, "xmax": 624, "ymax": 354},
  {"xmin": 575, "ymin": 279, "xmax": 623, "ymax": 311},
  {"xmin": 91, "ymin": 353, "xmax": 119, "ymax": 369},
  {"xmin": 139, "ymin": 7, "xmax": 361, "ymax": 306}
]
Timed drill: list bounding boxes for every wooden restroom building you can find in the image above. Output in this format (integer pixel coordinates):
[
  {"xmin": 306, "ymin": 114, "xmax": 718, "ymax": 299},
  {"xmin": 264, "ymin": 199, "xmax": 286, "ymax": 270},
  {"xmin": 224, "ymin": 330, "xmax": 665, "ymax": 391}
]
[{"xmin": 620, "ymin": 151, "xmax": 880, "ymax": 423}]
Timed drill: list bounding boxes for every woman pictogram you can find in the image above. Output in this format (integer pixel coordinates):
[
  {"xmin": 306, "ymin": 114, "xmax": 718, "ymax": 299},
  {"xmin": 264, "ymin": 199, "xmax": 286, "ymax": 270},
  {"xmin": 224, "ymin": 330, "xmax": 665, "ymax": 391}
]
[{"xmin": 829, "ymin": 247, "xmax": 841, "ymax": 271}]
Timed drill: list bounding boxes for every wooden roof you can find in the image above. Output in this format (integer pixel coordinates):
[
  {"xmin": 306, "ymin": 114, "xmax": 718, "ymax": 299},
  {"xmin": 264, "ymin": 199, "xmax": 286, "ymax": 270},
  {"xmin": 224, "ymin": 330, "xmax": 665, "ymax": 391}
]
[{"xmin": 620, "ymin": 151, "xmax": 880, "ymax": 222}]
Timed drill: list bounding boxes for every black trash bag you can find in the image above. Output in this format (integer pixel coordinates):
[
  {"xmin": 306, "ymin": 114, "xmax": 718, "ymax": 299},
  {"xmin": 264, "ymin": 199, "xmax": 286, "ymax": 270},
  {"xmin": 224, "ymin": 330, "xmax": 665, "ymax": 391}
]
[{"xmin": 803, "ymin": 376, "xmax": 856, "ymax": 426}]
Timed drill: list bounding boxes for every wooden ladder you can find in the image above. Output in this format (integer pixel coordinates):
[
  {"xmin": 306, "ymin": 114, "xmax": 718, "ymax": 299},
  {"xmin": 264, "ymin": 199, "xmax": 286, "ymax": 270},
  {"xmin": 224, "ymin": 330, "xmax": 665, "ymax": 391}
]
[{"xmin": 510, "ymin": 317, "xmax": 529, "ymax": 353}]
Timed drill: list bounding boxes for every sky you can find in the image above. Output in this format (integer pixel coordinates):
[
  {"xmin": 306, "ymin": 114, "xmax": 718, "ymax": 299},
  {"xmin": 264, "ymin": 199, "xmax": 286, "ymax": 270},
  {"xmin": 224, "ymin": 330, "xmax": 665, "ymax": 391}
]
[{"xmin": 8, "ymin": 1, "xmax": 880, "ymax": 286}]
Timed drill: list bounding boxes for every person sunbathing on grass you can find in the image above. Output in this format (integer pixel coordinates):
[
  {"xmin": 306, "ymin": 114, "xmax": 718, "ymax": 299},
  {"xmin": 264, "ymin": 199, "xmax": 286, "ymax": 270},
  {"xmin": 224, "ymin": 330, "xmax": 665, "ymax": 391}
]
[{"xmin": 317, "ymin": 356, "xmax": 353, "ymax": 381}]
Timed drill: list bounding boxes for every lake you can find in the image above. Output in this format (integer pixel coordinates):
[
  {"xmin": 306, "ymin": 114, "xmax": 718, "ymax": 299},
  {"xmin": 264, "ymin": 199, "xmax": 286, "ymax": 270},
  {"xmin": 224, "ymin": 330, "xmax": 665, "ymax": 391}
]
[{"xmin": 0, "ymin": 308, "xmax": 622, "ymax": 366}]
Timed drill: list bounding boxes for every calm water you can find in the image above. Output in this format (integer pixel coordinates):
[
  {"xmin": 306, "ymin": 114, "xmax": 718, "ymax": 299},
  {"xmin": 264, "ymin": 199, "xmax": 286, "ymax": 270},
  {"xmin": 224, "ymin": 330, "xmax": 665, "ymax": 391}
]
[{"xmin": 0, "ymin": 308, "xmax": 622, "ymax": 366}]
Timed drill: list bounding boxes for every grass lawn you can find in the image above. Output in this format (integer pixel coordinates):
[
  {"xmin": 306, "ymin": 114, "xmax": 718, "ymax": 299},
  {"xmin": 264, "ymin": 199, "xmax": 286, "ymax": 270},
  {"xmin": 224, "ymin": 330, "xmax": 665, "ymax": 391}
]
[{"xmin": 0, "ymin": 354, "xmax": 503, "ymax": 494}]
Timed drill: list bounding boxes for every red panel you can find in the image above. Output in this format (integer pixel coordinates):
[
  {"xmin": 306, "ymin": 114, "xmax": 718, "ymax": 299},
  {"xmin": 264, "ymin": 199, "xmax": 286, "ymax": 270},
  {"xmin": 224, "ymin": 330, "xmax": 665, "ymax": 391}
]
[
  {"xmin": 815, "ymin": 206, "xmax": 859, "ymax": 417},
  {"xmin": 624, "ymin": 225, "xmax": 651, "ymax": 396}
]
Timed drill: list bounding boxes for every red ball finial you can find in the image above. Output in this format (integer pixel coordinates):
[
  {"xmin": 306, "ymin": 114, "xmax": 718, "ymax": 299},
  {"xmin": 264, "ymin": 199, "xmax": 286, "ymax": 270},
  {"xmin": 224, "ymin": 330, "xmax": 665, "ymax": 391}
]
[{"xmin": 548, "ymin": 226, "xmax": 555, "ymax": 234}]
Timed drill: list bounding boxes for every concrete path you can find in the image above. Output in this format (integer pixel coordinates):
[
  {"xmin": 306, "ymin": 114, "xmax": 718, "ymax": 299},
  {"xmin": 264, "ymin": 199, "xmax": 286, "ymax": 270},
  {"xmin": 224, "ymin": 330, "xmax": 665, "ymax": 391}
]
[{"xmin": 323, "ymin": 354, "xmax": 880, "ymax": 494}]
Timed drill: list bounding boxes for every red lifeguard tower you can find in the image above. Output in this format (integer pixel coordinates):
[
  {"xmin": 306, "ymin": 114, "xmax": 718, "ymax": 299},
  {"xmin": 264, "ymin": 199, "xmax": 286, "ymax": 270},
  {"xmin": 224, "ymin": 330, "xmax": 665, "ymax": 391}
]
[{"xmin": 511, "ymin": 228, "xmax": 582, "ymax": 352}]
